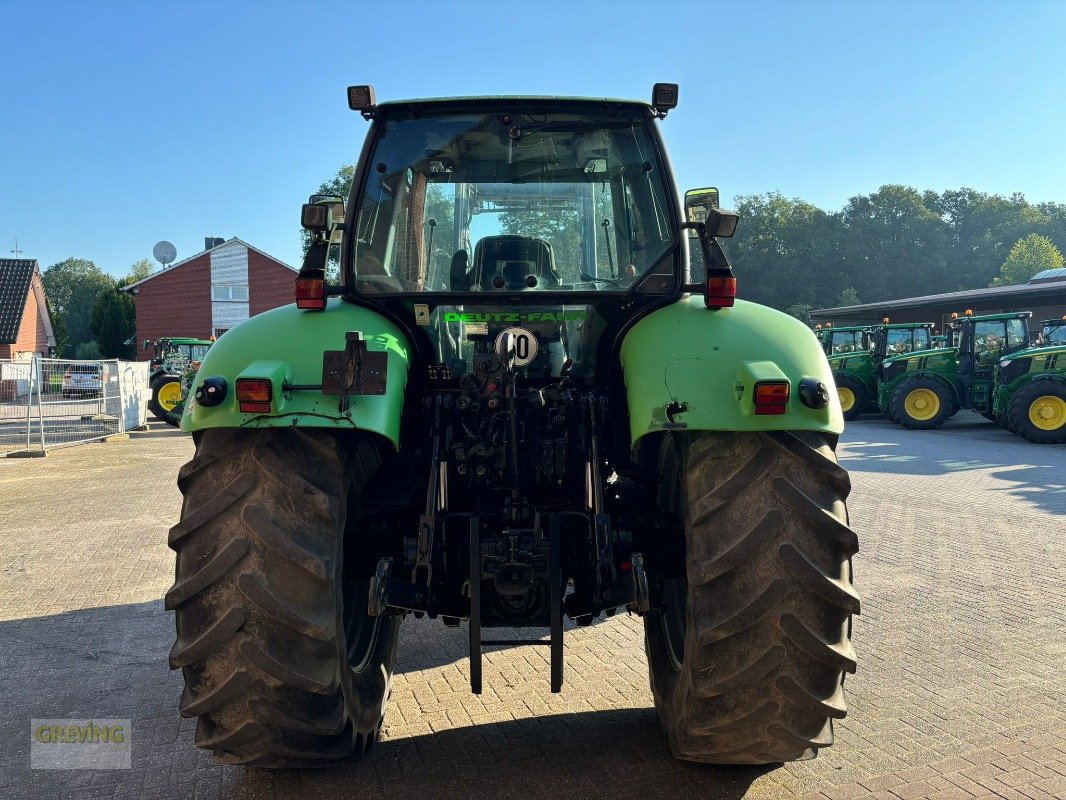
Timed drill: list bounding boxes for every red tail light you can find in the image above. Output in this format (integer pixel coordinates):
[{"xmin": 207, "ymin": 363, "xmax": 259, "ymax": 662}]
[
  {"xmin": 296, "ymin": 277, "xmax": 326, "ymax": 310},
  {"xmin": 705, "ymin": 276, "xmax": 737, "ymax": 309},
  {"xmin": 754, "ymin": 381, "xmax": 789, "ymax": 415},
  {"xmin": 236, "ymin": 379, "xmax": 272, "ymax": 413}
]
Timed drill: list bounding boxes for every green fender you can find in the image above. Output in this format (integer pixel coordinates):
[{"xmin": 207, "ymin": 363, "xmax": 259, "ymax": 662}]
[
  {"xmin": 181, "ymin": 299, "xmax": 411, "ymax": 448},
  {"xmin": 619, "ymin": 296, "xmax": 844, "ymax": 444}
]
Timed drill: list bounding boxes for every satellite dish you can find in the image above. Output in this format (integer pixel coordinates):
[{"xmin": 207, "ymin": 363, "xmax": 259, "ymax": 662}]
[{"xmin": 153, "ymin": 240, "xmax": 177, "ymax": 267}]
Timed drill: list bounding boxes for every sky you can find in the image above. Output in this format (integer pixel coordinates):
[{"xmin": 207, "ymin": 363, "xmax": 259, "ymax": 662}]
[{"xmin": 2, "ymin": 0, "xmax": 1065, "ymax": 278}]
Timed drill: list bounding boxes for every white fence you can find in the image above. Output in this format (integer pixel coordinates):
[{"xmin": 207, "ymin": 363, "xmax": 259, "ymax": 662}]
[{"xmin": 0, "ymin": 357, "xmax": 150, "ymax": 456}]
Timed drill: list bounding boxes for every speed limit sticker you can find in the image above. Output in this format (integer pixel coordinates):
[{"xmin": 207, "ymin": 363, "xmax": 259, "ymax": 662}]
[{"xmin": 495, "ymin": 327, "xmax": 539, "ymax": 366}]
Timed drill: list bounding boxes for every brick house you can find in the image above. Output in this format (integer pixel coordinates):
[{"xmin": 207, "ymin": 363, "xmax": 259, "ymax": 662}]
[
  {"xmin": 123, "ymin": 238, "xmax": 297, "ymax": 360},
  {"xmin": 0, "ymin": 258, "xmax": 56, "ymax": 359}
]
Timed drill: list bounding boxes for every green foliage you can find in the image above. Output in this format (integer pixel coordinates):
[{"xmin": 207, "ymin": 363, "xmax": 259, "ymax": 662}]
[
  {"xmin": 785, "ymin": 303, "xmax": 814, "ymax": 323},
  {"xmin": 121, "ymin": 258, "xmax": 154, "ymax": 287},
  {"xmin": 837, "ymin": 287, "xmax": 860, "ymax": 307},
  {"xmin": 50, "ymin": 308, "xmax": 68, "ymax": 357},
  {"xmin": 42, "ymin": 258, "xmax": 115, "ymax": 352},
  {"xmin": 991, "ymin": 233, "xmax": 1064, "ymax": 287},
  {"xmin": 722, "ymin": 186, "xmax": 1066, "ymax": 312},
  {"xmin": 74, "ymin": 340, "xmax": 102, "ymax": 359},
  {"xmin": 90, "ymin": 289, "xmax": 136, "ymax": 358}
]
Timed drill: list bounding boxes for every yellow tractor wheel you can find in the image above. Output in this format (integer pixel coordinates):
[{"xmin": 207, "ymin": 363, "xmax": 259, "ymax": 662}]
[
  {"xmin": 157, "ymin": 380, "xmax": 183, "ymax": 411},
  {"xmin": 149, "ymin": 375, "xmax": 184, "ymax": 427},
  {"xmin": 890, "ymin": 378, "xmax": 951, "ymax": 430},
  {"xmin": 1007, "ymin": 383, "xmax": 1066, "ymax": 444}
]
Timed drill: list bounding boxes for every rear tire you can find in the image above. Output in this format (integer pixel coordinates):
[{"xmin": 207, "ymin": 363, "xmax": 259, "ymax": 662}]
[
  {"xmin": 890, "ymin": 377, "xmax": 952, "ymax": 430},
  {"xmin": 834, "ymin": 376, "xmax": 865, "ymax": 422},
  {"xmin": 149, "ymin": 374, "xmax": 183, "ymax": 426},
  {"xmin": 644, "ymin": 431, "xmax": 858, "ymax": 764},
  {"xmin": 167, "ymin": 428, "xmax": 400, "ymax": 768},
  {"xmin": 1007, "ymin": 382, "xmax": 1066, "ymax": 444}
]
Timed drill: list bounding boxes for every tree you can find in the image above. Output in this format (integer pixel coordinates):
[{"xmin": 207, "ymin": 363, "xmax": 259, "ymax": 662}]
[
  {"xmin": 90, "ymin": 289, "xmax": 136, "ymax": 358},
  {"xmin": 42, "ymin": 258, "xmax": 115, "ymax": 352},
  {"xmin": 991, "ymin": 234, "xmax": 1064, "ymax": 287},
  {"xmin": 837, "ymin": 287, "xmax": 861, "ymax": 307},
  {"xmin": 838, "ymin": 185, "xmax": 950, "ymax": 303},
  {"xmin": 74, "ymin": 341, "xmax": 102, "ymax": 359},
  {"xmin": 722, "ymin": 192, "xmax": 844, "ymax": 311},
  {"xmin": 785, "ymin": 303, "xmax": 814, "ymax": 322},
  {"xmin": 121, "ymin": 258, "xmax": 154, "ymax": 287}
]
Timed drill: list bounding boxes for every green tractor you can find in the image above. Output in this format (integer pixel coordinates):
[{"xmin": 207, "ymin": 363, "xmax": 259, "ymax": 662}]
[
  {"xmin": 990, "ymin": 316, "xmax": 1066, "ymax": 443},
  {"xmin": 145, "ymin": 337, "xmax": 213, "ymax": 426},
  {"xmin": 167, "ymin": 85, "xmax": 858, "ymax": 769},
  {"xmin": 818, "ymin": 322, "xmax": 935, "ymax": 420},
  {"xmin": 876, "ymin": 311, "xmax": 1059, "ymax": 436}
]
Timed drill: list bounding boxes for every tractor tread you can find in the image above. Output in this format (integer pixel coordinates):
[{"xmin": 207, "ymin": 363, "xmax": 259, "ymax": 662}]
[
  {"xmin": 693, "ymin": 646, "xmax": 786, "ymax": 699},
  {"xmin": 164, "ymin": 537, "xmax": 249, "ymax": 610},
  {"xmin": 778, "ymin": 543, "xmax": 861, "ymax": 614},
  {"xmin": 775, "ymin": 674, "xmax": 848, "ymax": 719},
  {"xmin": 236, "ymin": 572, "xmax": 333, "ymax": 641},
  {"xmin": 773, "ymin": 477, "xmax": 859, "ymax": 554},
  {"xmin": 242, "ymin": 505, "xmax": 331, "ymax": 579},
  {"xmin": 169, "ymin": 606, "xmax": 247, "ymax": 669},
  {"xmin": 690, "ymin": 510, "xmax": 780, "ymax": 584},
  {"xmin": 179, "ymin": 668, "xmax": 251, "ymax": 718},
  {"xmin": 645, "ymin": 430, "xmax": 858, "ymax": 765},
  {"xmin": 168, "ymin": 473, "xmax": 256, "ymax": 545},
  {"xmin": 168, "ymin": 428, "xmax": 398, "ymax": 768},
  {"xmin": 688, "ymin": 446, "xmax": 778, "ymax": 526}
]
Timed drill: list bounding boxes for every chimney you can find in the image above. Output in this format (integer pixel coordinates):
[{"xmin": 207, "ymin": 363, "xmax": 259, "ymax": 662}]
[{"xmin": 204, "ymin": 237, "xmax": 225, "ymax": 251}]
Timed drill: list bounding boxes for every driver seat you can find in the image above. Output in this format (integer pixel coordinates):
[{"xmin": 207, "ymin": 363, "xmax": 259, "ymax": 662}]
[{"xmin": 470, "ymin": 235, "xmax": 560, "ymax": 289}]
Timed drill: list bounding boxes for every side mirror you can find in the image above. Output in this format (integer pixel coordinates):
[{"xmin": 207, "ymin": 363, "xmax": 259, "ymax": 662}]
[
  {"xmin": 302, "ymin": 195, "xmax": 345, "ymax": 244},
  {"xmin": 684, "ymin": 187, "xmax": 720, "ymax": 223}
]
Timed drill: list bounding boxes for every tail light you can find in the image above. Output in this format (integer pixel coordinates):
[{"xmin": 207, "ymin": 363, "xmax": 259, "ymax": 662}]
[
  {"xmin": 704, "ymin": 276, "xmax": 736, "ymax": 309},
  {"xmin": 754, "ymin": 381, "xmax": 790, "ymax": 415},
  {"xmin": 296, "ymin": 276, "xmax": 326, "ymax": 310},
  {"xmin": 236, "ymin": 379, "xmax": 272, "ymax": 413}
]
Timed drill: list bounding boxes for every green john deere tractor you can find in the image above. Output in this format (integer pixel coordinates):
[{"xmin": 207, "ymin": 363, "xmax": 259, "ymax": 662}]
[
  {"xmin": 145, "ymin": 337, "xmax": 213, "ymax": 426},
  {"xmin": 167, "ymin": 85, "xmax": 858, "ymax": 769},
  {"xmin": 990, "ymin": 316, "xmax": 1066, "ymax": 443},
  {"xmin": 876, "ymin": 311, "xmax": 1062, "ymax": 438},
  {"xmin": 818, "ymin": 322, "xmax": 935, "ymax": 420}
]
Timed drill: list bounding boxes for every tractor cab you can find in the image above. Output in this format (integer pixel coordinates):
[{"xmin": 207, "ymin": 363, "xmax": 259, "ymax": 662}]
[
  {"xmin": 945, "ymin": 312, "xmax": 1030, "ymax": 412},
  {"xmin": 146, "ymin": 337, "xmax": 213, "ymax": 374},
  {"xmin": 872, "ymin": 322, "xmax": 935, "ymax": 361},
  {"xmin": 815, "ymin": 324, "xmax": 872, "ymax": 356},
  {"xmin": 1037, "ymin": 317, "xmax": 1066, "ymax": 347}
]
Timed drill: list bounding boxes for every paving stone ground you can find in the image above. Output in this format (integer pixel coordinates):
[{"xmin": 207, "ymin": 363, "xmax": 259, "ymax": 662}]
[{"xmin": 0, "ymin": 414, "xmax": 1063, "ymax": 799}]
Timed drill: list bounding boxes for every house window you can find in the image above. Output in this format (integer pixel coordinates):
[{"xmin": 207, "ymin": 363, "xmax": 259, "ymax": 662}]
[
  {"xmin": 211, "ymin": 285, "xmax": 249, "ymax": 301},
  {"xmin": 213, "ymin": 328, "xmax": 230, "ymax": 339}
]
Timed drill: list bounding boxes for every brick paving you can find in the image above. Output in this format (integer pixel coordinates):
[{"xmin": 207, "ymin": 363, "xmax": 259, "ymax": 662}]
[{"xmin": 0, "ymin": 414, "xmax": 1063, "ymax": 799}]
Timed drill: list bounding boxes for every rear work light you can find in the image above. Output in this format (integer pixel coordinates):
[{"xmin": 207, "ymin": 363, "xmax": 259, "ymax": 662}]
[
  {"xmin": 754, "ymin": 381, "xmax": 790, "ymax": 415},
  {"xmin": 236, "ymin": 379, "xmax": 272, "ymax": 413},
  {"xmin": 705, "ymin": 276, "xmax": 737, "ymax": 309},
  {"xmin": 296, "ymin": 277, "xmax": 326, "ymax": 310}
]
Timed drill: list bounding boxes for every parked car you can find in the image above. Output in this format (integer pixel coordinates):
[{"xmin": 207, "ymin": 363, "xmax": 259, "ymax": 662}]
[{"xmin": 61, "ymin": 364, "xmax": 110, "ymax": 398}]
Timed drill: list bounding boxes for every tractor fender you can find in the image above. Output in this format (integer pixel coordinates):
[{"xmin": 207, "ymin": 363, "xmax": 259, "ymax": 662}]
[
  {"xmin": 181, "ymin": 299, "xmax": 411, "ymax": 448},
  {"xmin": 619, "ymin": 296, "xmax": 843, "ymax": 445}
]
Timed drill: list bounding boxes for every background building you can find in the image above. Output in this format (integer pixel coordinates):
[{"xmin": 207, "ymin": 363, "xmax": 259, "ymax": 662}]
[
  {"xmin": 124, "ymin": 238, "xmax": 297, "ymax": 359},
  {"xmin": 810, "ymin": 269, "xmax": 1066, "ymax": 334},
  {"xmin": 0, "ymin": 258, "xmax": 56, "ymax": 359}
]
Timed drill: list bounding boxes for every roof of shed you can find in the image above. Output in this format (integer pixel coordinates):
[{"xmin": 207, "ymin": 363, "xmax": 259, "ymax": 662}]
[{"xmin": 0, "ymin": 259, "xmax": 38, "ymax": 343}]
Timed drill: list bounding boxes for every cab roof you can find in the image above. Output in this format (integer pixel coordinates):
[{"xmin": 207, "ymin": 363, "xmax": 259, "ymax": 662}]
[
  {"xmin": 379, "ymin": 95, "xmax": 650, "ymax": 108},
  {"xmin": 953, "ymin": 312, "xmax": 1032, "ymax": 323}
]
